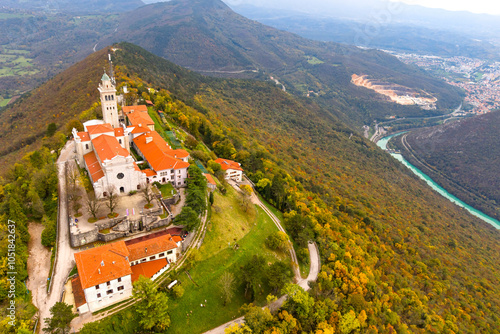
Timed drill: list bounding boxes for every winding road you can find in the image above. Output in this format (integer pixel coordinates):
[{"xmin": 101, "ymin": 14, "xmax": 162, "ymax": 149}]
[{"xmin": 206, "ymin": 179, "xmax": 321, "ymax": 334}]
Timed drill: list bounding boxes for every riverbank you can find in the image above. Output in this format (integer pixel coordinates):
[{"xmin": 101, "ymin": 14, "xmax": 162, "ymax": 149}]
[{"xmin": 377, "ymin": 133, "xmax": 500, "ymax": 229}]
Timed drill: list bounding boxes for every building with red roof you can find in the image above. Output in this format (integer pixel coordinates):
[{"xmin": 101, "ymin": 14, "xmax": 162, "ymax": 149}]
[
  {"xmin": 72, "ymin": 75, "xmax": 190, "ymax": 199},
  {"xmin": 214, "ymin": 158, "xmax": 244, "ymax": 182},
  {"xmin": 72, "ymin": 233, "xmax": 181, "ymax": 314}
]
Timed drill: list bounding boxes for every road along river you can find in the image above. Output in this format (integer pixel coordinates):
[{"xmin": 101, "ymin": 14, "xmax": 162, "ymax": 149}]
[{"xmin": 377, "ymin": 133, "xmax": 500, "ymax": 229}]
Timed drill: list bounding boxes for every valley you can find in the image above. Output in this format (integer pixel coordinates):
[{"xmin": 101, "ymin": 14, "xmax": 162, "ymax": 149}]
[{"xmin": 1, "ymin": 1, "xmax": 500, "ymax": 334}]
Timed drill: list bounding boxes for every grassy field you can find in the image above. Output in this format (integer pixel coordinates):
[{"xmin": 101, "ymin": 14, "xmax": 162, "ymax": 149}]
[
  {"xmin": 0, "ymin": 13, "xmax": 33, "ymax": 19},
  {"xmin": 164, "ymin": 187, "xmax": 290, "ymax": 334},
  {"xmin": 306, "ymin": 56, "xmax": 324, "ymax": 65},
  {"xmin": 0, "ymin": 97, "xmax": 10, "ymax": 107},
  {"xmin": 0, "ymin": 51, "xmax": 38, "ymax": 77},
  {"xmin": 83, "ymin": 187, "xmax": 292, "ymax": 334}
]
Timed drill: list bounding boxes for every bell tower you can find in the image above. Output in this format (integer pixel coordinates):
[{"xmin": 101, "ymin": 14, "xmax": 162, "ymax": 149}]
[{"xmin": 98, "ymin": 72, "xmax": 119, "ymax": 128}]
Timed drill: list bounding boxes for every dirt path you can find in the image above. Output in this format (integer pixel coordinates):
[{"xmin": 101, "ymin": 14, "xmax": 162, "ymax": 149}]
[
  {"xmin": 34, "ymin": 141, "xmax": 77, "ymax": 333},
  {"xmin": 26, "ymin": 223, "xmax": 51, "ymax": 319}
]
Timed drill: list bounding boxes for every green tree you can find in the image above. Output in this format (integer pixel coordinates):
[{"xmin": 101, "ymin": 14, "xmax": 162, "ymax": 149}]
[
  {"xmin": 209, "ymin": 191, "xmax": 214, "ymax": 206},
  {"xmin": 267, "ymin": 261, "xmax": 294, "ymax": 292},
  {"xmin": 65, "ymin": 119, "xmax": 84, "ymax": 135},
  {"xmin": 218, "ymin": 272, "xmax": 236, "ymax": 306},
  {"xmin": 265, "ymin": 231, "xmax": 289, "ymax": 251},
  {"xmin": 281, "ymin": 284, "xmax": 315, "ymax": 321},
  {"xmin": 46, "ymin": 123, "xmax": 57, "ymax": 137},
  {"xmin": 43, "ymin": 302, "xmax": 76, "ymax": 334},
  {"xmin": 242, "ymin": 255, "xmax": 266, "ymax": 300},
  {"xmin": 172, "ymin": 284, "xmax": 184, "ymax": 299},
  {"xmin": 174, "ymin": 206, "xmax": 200, "ymax": 231},
  {"xmin": 133, "ymin": 276, "xmax": 171, "ymax": 331}
]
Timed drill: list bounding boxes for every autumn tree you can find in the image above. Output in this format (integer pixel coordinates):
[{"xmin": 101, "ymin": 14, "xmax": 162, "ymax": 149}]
[
  {"xmin": 266, "ymin": 231, "xmax": 289, "ymax": 251},
  {"xmin": 133, "ymin": 276, "xmax": 171, "ymax": 331},
  {"xmin": 241, "ymin": 304, "xmax": 274, "ymax": 333}
]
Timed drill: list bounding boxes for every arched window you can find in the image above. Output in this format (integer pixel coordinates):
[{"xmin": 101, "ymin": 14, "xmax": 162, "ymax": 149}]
[
  {"xmin": 111, "ymin": 95, "xmax": 114, "ymax": 100},
  {"xmin": 85, "ymin": 144, "xmax": 89, "ymax": 150},
  {"xmin": 119, "ymin": 139, "xmax": 122, "ymax": 144}
]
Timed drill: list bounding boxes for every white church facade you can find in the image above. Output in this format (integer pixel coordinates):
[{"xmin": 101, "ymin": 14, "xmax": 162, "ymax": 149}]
[{"xmin": 73, "ymin": 73, "xmax": 190, "ymax": 197}]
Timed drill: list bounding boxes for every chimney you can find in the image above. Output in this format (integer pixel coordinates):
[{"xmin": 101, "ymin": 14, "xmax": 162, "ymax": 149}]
[
  {"xmin": 101, "ymin": 260, "xmax": 104, "ymax": 266},
  {"xmin": 145, "ymin": 247, "xmax": 148, "ymax": 253},
  {"xmin": 98, "ymin": 269, "xmax": 101, "ymax": 274}
]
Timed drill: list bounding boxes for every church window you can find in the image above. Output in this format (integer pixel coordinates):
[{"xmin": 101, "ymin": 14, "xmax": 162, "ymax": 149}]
[
  {"xmin": 119, "ymin": 139, "xmax": 122, "ymax": 144},
  {"xmin": 85, "ymin": 144, "xmax": 89, "ymax": 150},
  {"xmin": 117, "ymin": 173, "xmax": 124, "ymax": 180},
  {"xmin": 111, "ymin": 95, "xmax": 114, "ymax": 100}
]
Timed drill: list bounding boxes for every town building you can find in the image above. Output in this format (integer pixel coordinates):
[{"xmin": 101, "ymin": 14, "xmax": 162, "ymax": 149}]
[
  {"xmin": 214, "ymin": 158, "xmax": 244, "ymax": 182},
  {"xmin": 72, "ymin": 233, "xmax": 182, "ymax": 314},
  {"xmin": 204, "ymin": 173, "xmax": 217, "ymax": 191},
  {"xmin": 73, "ymin": 73, "xmax": 191, "ymax": 197}
]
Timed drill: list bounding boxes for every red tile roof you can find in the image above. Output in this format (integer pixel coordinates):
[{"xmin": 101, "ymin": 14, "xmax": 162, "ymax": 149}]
[
  {"xmin": 125, "ymin": 108, "xmax": 154, "ymax": 128},
  {"xmin": 129, "ymin": 126, "xmax": 151, "ymax": 134},
  {"xmin": 71, "ymin": 276, "xmax": 87, "ymax": 308},
  {"xmin": 92, "ymin": 135, "xmax": 129, "ymax": 162},
  {"xmin": 172, "ymin": 236, "xmax": 183, "ymax": 243},
  {"xmin": 114, "ymin": 128, "xmax": 124, "ymax": 137},
  {"xmin": 84, "ymin": 151, "xmax": 105, "ymax": 183},
  {"xmin": 214, "ymin": 158, "xmax": 243, "ymax": 171},
  {"xmin": 204, "ymin": 173, "xmax": 216, "ymax": 185},
  {"xmin": 145, "ymin": 100, "xmax": 154, "ymax": 106},
  {"xmin": 126, "ymin": 234, "xmax": 178, "ymax": 262},
  {"xmin": 77, "ymin": 132, "xmax": 90, "ymax": 142},
  {"xmin": 168, "ymin": 149, "xmax": 189, "ymax": 159},
  {"xmin": 133, "ymin": 133, "xmax": 189, "ymax": 172},
  {"xmin": 86, "ymin": 123, "xmax": 114, "ymax": 136},
  {"xmin": 142, "ymin": 169, "xmax": 157, "ymax": 177},
  {"xmin": 131, "ymin": 258, "xmax": 168, "ymax": 283},
  {"xmin": 74, "ymin": 241, "xmax": 132, "ymax": 290},
  {"xmin": 122, "ymin": 105, "xmax": 148, "ymax": 114},
  {"xmin": 133, "ymin": 162, "xmax": 141, "ymax": 172}
]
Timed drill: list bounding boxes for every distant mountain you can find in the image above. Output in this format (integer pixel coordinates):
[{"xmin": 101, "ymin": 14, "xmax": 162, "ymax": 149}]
[
  {"xmin": 101, "ymin": 0, "xmax": 463, "ymax": 127},
  {"xmin": 394, "ymin": 112, "xmax": 500, "ymax": 220},
  {"xmin": 230, "ymin": 5, "xmax": 500, "ymax": 60},
  {"xmin": 0, "ymin": 0, "xmax": 144, "ymax": 13}
]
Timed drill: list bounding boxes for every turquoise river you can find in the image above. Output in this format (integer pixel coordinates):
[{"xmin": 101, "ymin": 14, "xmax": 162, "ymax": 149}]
[{"xmin": 377, "ymin": 133, "xmax": 500, "ymax": 229}]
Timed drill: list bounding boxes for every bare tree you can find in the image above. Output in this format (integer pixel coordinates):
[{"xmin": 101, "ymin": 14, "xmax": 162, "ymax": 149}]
[
  {"xmin": 140, "ymin": 183, "xmax": 154, "ymax": 206},
  {"xmin": 218, "ymin": 272, "xmax": 235, "ymax": 306},
  {"xmin": 66, "ymin": 164, "xmax": 80, "ymax": 215},
  {"xmin": 105, "ymin": 186, "xmax": 119, "ymax": 216},
  {"xmin": 86, "ymin": 192, "xmax": 101, "ymax": 219}
]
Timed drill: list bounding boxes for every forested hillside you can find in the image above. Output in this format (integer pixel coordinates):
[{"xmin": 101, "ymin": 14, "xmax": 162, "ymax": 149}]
[
  {"xmin": 1, "ymin": 42, "xmax": 498, "ymax": 333},
  {"xmin": 0, "ymin": 48, "xmax": 109, "ymax": 170},
  {"xmin": 104, "ymin": 0, "xmax": 464, "ymax": 127},
  {"xmin": 394, "ymin": 111, "xmax": 500, "ymax": 221},
  {"xmin": 110, "ymin": 43, "xmax": 500, "ymax": 333}
]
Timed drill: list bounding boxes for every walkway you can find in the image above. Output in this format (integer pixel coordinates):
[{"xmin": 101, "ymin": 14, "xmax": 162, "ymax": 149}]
[
  {"xmin": 204, "ymin": 242, "xmax": 320, "ymax": 334},
  {"xmin": 34, "ymin": 141, "xmax": 78, "ymax": 333}
]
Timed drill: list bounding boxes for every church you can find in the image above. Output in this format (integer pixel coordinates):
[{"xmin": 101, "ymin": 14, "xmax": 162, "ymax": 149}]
[{"xmin": 73, "ymin": 73, "xmax": 190, "ymax": 197}]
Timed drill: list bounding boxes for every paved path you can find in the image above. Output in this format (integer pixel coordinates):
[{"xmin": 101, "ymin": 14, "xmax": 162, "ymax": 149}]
[
  {"xmin": 206, "ymin": 180, "xmax": 321, "ymax": 334},
  {"xmin": 229, "ymin": 179, "xmax": 301, "ymax": 281},
  {"xmin": 34, "ymin": 141, "xmax": 77, "ymax": 332},
  {"xmin": 204, "ymin": 242, "xmax": 320, "ymax": 334}
]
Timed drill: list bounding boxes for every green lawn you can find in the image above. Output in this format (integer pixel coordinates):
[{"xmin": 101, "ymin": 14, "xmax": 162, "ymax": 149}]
[
  {"xmin": 165, "ymin": 188, "xmax": 290, "ymax": 334},
  {"xmin": 0, "ymin": 53, "xmax": 38, "ymax": 77},
  {"xmin": 0, "ymin": 97, "xmax": 10, "ymax": 107},
  {"xmin": 306, "ymin": 56, "xmax": 324, "ymax": 65},
  {"xmin": 159, "ymin": 183, "xmax": 176, "ymax": 198},
  {"xmin": 80, "ymin": 187, "xmax": 292, "ymax": 334}
]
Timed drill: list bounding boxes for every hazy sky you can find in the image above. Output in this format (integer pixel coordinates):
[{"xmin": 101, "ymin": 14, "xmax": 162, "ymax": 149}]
[
  {"xmin": 394, "ymin": 0, "xmax": 500, "ymax": 15},
  {"xmin": 222, "ymin": 0, "xmax": 500, "ymax": 16}
]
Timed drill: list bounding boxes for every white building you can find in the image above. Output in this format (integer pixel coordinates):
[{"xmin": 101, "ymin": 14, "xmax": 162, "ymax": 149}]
[
  {"xmin": 215, "ymin": 158, "xmax": 244, "ymax": 182},
  {"xmin": 73, "ymin": 73, "xmax": 191, "ymax": 197},
  {"xmin": 73, "ymin": 233, "xmax": 182, "ymax": 314}
]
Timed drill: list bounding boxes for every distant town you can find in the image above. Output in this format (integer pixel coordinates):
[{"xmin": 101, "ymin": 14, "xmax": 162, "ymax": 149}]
[{"xmin": 387, "ymin": 51, "xmax": 500, "ymax": 114}]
